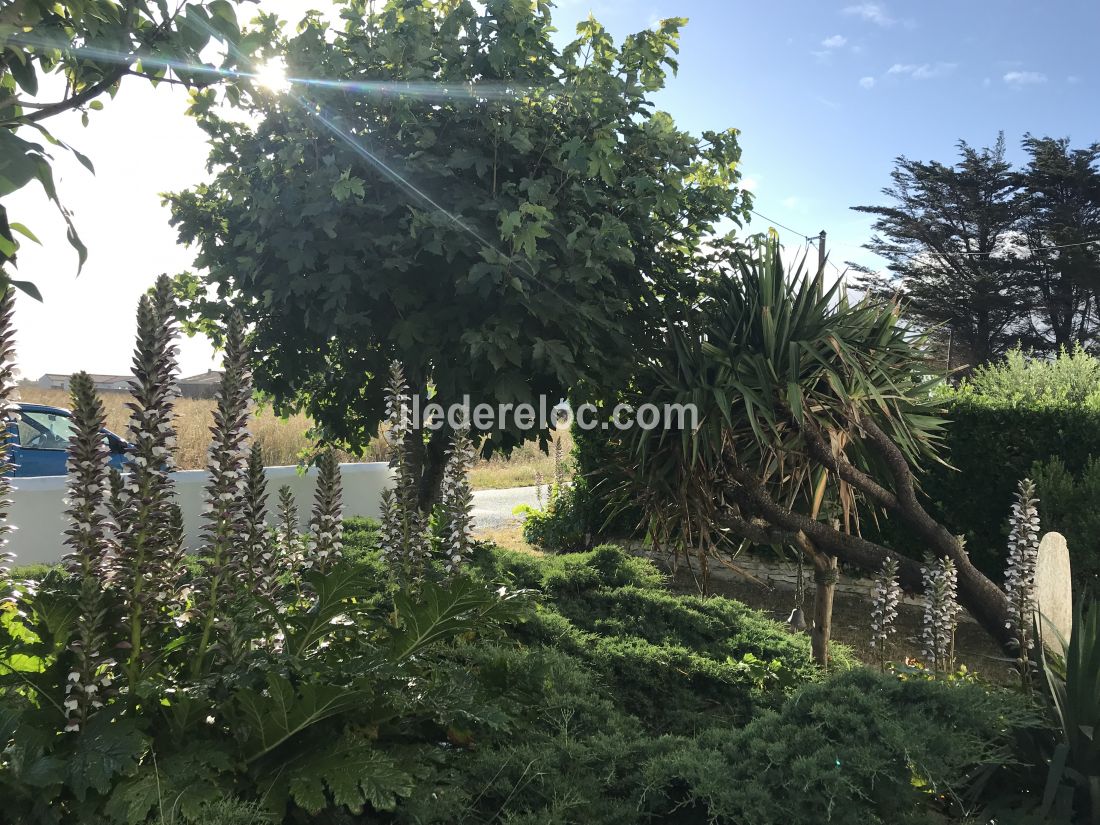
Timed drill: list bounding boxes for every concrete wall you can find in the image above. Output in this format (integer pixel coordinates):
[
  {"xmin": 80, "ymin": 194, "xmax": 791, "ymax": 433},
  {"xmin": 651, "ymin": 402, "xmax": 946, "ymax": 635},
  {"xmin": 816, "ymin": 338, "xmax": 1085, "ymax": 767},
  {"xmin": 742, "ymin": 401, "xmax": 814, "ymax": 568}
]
[{"xmin": 8, "ymin": 462, "xmax": 393, "ymax": 567}]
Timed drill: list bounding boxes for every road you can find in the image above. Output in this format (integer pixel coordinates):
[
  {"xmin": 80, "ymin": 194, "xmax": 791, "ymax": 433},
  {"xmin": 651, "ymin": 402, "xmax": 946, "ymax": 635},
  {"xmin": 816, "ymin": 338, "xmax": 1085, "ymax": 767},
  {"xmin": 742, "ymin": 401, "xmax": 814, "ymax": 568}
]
[{"xmin": 471, "ymin": 485, "xmax": 540, "ymax": 530}]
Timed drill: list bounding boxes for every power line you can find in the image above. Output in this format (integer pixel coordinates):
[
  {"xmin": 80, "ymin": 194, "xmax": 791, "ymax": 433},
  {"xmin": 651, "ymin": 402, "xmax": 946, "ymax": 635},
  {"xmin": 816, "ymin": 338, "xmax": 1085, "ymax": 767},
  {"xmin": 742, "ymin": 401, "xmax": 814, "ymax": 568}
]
[{"xmin": 748, "ymin": 209, "xmax": 813, "ymax": 240}]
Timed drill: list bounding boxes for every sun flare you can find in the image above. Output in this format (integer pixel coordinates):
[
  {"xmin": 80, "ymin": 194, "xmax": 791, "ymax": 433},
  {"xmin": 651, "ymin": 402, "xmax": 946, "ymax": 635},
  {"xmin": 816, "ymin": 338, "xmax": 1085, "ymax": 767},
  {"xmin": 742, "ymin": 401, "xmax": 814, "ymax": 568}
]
[{"xmin": 254, "ymin": 58, "xmax": 289, "ymax": 92}]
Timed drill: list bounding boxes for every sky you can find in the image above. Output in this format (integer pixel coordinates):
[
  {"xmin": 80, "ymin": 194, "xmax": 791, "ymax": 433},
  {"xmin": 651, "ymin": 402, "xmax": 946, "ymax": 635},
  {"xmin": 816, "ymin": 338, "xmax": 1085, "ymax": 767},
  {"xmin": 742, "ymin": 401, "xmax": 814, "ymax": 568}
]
[{"xmin": 8, "ymin": 0, "xmax": 1100, "ymax": 380}]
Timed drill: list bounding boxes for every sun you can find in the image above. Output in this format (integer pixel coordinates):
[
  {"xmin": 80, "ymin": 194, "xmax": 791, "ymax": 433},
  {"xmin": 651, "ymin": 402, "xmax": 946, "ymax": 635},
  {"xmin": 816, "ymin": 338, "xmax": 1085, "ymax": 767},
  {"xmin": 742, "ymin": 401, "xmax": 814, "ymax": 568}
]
[{"xmin": 254, "ymin": 58, "xmax": 290, "ymax": 92}]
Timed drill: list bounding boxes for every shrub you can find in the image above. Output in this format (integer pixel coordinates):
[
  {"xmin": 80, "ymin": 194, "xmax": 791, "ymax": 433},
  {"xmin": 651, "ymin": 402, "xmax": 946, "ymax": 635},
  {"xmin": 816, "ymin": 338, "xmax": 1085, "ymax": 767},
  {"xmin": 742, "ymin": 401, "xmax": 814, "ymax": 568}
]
[
  {"xmin": 520, "ymin": 483, "xmax": 590, "ymax": 552},
  {"xmin": 643, "ymin": 668, "xmax": 1039, "ymax": 825},
  {"xmin": 0, "ymin": 289, "xmax": 526, "ymax": 823},
  {"xmin": 854, "ymin": 348, "xmax": 1100, "ymax": 581},
  {"xmin": 1031, "ymin": 455, "xmax": 1100, "ymax": 592}
]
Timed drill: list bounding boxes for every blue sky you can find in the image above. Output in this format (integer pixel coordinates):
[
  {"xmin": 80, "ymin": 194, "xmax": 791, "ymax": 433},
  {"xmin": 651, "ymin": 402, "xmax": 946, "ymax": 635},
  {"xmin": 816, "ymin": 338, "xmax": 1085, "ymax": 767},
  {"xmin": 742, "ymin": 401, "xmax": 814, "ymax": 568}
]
[
  {"xmin": 559, "ymin": 0, "xmax": 1100, "ymax": 263},
  {"xmin": 9, "ymin": 0, "xmax": 1099, "ymax": 377}
]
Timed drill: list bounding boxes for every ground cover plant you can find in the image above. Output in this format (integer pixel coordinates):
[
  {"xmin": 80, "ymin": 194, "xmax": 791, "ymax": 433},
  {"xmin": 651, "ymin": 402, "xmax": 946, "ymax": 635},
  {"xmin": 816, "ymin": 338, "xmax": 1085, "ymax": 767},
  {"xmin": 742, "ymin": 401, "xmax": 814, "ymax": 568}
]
[{"xmin": 0, "ymin": 283, "xmax": 1053, "ymax": 823}]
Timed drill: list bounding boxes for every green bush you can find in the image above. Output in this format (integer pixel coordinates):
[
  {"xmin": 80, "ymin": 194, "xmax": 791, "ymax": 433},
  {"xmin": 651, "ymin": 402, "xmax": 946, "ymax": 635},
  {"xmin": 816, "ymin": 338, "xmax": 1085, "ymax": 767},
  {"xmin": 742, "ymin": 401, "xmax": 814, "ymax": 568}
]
[
  {"xmin": 858, "ymin": 348, "xmax": 1100, "ymax": 581},
  {"xmin": 368, "ymin": 534, "xmax": 1038, "ymax": 824},
  {"xmin": 519, "ymin": 484, "xmax": 590, "ymax": 552},
  {"xmin": 1031, "ymin": 455, "xmax": 1100, "ymax": 592},
  {"xmin": 643, "ymin": 668, "xmax": 1040, "ymax": 825}
]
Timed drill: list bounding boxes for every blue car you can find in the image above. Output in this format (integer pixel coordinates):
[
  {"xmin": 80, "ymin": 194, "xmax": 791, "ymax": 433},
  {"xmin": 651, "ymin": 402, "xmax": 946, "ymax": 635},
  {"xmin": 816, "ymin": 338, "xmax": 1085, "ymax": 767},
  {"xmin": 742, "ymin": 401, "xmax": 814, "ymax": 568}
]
[{"xmin": 6, "ymin": 403, "xmax": 130, "ymax": 477}]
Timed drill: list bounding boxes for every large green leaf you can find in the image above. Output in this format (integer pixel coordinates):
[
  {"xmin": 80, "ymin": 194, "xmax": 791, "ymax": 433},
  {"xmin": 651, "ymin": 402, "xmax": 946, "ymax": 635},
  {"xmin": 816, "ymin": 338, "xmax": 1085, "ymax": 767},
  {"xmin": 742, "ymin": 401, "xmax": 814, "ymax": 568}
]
[
  {"xmin": 388, "ymin": 578, "xmax": 526, "ymax": 662},
  {"xmin": 230, "ymin": 672, "xmax": 372, "ymax": 763},
  {"xmin": 66, "ymin": 714, "xmax": 146, "ymax": 802}
]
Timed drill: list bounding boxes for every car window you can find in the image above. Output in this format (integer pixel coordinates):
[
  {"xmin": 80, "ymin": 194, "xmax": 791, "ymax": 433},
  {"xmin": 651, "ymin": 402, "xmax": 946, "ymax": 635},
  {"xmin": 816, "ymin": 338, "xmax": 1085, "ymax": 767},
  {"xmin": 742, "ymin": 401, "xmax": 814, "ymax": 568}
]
[{"xmin": 14, "ymin": 410, "xmax": 76, "ymax": 450}]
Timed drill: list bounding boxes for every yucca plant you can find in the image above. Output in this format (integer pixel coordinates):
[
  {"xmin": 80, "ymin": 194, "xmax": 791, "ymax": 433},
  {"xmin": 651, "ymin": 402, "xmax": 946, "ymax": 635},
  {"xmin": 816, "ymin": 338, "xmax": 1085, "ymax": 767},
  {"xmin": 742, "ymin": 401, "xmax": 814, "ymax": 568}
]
[
  {"xmin": 1041, "ymin": 600, "xmax": 1100, "ymax": 824},
  {"xmin": 624, "ymin": 238, "xmax": 1015, "ymax": 662}
]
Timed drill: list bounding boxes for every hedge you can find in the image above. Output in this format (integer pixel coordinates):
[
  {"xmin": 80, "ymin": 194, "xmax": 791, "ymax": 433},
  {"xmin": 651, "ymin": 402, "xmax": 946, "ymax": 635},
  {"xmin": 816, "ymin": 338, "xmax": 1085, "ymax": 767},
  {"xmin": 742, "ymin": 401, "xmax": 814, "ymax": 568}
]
[{"xmin": 569, "ymin": 396, "xmax": 1100, "ymax": 584}]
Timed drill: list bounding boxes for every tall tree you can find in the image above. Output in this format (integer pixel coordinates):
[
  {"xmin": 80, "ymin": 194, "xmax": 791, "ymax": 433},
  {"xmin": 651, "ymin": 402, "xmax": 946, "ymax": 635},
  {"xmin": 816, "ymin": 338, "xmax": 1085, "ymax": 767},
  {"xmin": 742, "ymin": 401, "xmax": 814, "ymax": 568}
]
[
  {"xmin": 1016, "ymin": 135, "xmax": 1100, "ymax": 350},
  {"xmin": 853, "ymin": 135, "xmax": 1026, "ymax": 368},
  {"xmin": 168, "ymin": 0, "xmax": 751, "ymax": 506},
  {"xmin": 0, "ymin": 0, "xmax": 248, "ymax": 297},
  {"xmin": 625, "ymin": 240, "xmax": 1015, "ymax": 662}
]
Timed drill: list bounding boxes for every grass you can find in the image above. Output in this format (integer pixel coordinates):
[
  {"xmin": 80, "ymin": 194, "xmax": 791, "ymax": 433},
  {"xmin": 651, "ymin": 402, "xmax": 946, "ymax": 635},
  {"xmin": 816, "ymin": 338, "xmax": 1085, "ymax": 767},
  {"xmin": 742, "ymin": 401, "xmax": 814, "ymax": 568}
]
[
  {"xmin": 18, "ymin": 385, "xmax": 572, "ymax": 490},
  {"xmin": 469, "ymin": 430, "xmax": 573, "ymax": 490}
]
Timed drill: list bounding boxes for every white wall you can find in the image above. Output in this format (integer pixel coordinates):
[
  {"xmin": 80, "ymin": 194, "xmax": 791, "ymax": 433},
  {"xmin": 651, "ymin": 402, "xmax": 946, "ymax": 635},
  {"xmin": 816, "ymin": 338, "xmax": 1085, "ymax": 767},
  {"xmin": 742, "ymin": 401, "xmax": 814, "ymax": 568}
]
[{"xmin": 8, "ymin": 462, "xmax": 393, "ymax": 567}]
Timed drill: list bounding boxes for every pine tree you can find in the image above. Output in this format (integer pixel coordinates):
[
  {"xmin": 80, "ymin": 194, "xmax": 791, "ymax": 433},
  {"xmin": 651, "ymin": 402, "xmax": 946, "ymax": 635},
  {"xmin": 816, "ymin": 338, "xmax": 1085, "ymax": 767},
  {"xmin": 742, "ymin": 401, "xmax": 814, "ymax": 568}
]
[{"xmin": 853, "ymin": 134, "xmax": 1026, "ymax": 368}]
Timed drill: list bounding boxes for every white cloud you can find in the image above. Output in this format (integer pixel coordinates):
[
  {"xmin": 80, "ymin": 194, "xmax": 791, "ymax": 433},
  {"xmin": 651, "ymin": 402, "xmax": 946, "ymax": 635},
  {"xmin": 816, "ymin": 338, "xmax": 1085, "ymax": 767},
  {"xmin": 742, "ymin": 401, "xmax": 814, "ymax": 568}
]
[
  {"xmin": 822, "ymin": 34, "xmax": 848, "ymax": 48},
  {"xmin": 1003, "ymin": 70, "xmax": 1047, "ymax": 85},
  {"xmin": 740, "ymin": 175, "xmax": 760, "ymax": 192},
  {"xmin": 887, "ymin": 62, "xmax": 956, "ymax": 79},
  {"xmin": 843, "ymin": 3, "xmax": 895, "ymax": 26},
  {"xmin": 859, "ymin": 76, "xmax": 876, "ymax": 89}
]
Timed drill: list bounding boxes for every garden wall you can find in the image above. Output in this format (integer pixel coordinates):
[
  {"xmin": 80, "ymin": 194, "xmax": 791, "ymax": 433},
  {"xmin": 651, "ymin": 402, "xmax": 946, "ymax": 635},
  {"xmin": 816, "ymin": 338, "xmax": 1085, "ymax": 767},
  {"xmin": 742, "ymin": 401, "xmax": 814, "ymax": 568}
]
[{"xmin": 8, "ymin": 462, "xmax": 393, "ymax": 566}]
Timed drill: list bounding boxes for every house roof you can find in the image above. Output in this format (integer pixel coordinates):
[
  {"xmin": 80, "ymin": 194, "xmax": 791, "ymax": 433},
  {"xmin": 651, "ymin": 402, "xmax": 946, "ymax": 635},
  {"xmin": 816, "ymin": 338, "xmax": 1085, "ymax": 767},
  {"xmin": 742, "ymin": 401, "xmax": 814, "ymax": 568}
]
[
  {"xmin": 179, "ymin": 370, "xmax": 224, "ymax": 385},
  {"xmin": 38, "ymin": 372, "xmax": 130, "ymax": 384}
]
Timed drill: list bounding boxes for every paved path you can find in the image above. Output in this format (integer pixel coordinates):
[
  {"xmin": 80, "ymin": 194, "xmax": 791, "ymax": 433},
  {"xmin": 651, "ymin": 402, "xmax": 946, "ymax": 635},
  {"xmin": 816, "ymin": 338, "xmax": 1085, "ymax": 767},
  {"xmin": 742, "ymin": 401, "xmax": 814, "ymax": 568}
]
[{"xmin": 471, "ymin": 485, "xmax": 540, "ymax": 530}]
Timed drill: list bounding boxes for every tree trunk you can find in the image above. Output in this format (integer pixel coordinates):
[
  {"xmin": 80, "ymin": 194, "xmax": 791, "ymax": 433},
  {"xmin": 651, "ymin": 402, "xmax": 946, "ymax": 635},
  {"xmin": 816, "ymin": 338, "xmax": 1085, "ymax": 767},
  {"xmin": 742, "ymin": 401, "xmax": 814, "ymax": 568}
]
[
  {"xmin": 810, "ymin": 554, "xmax": 838, "ymax": 668},
  {"xmin": 403, "ymin": 423, "xmax": 451, "ymax": 513},
  {"xmin": 416, "ymin": 428, "xmax": 450, "ymax": 512}
]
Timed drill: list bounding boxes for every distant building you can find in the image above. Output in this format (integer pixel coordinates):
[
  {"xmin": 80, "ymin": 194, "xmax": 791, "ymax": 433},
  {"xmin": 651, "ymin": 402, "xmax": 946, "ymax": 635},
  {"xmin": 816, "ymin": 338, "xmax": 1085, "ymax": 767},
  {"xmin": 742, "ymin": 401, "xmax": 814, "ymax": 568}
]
[
  {"xmin": 37, "ymin": 373, "xmax": 130, "ymax": 393},
  {"xmin": 36, "ymin": 370, "xmax": 224, "ymax": 399},
  {"xmin": 178, "ymin": 370, "xmax": 224, "ymax": 400}
]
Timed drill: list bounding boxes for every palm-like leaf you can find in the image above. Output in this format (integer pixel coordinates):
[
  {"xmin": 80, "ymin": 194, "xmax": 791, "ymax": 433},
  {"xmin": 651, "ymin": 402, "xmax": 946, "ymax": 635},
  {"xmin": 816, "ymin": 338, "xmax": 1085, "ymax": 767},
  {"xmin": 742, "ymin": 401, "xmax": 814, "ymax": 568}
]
[{"xmin": 627, "ymin": 238, "xmax": 947, "ymax": 558}]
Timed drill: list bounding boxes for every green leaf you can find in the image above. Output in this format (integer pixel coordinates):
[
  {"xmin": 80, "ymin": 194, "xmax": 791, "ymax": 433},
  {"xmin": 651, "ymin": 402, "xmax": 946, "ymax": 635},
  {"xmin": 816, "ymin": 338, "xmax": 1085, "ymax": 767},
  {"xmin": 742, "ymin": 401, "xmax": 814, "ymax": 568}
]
[
  {"xmin": 389, "ymin": 578, "xmax": 524, "ymax": 661},
  {"xmin": 10, "ymin": 280, "xmax": 43, "ymax": 301},
  {"xmin": 9, "ymin": 223, "xmax": 40, "ymax": 244},
  {"xmin": 231, "ymin": 673, "xmax": 372, "ymax": 763},
  {"xmin": 67, "ymin": 714, "xmax": 146, "ymax": 802},
  {"xmin": 285, "ymin": 738, "xmax": 414, "ymax": 814}
]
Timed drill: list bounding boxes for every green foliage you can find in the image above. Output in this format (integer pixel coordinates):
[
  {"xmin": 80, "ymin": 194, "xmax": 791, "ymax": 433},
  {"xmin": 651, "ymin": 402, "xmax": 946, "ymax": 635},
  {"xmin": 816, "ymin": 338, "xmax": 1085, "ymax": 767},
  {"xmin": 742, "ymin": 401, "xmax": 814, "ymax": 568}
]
[
  {"xmin": 869, "ymin": 348, "xmax": 1100, "ymax": 581},
  {"xmin": 0, "ymin": 0, "xmax": 250, "ymax": 292},
  {"xmin": 1040, "ymin": 599, "xmax": 1100, "ymax": 822},
  {"xmin": 167, "ymin": 1, "xmax": 752, "ymax": 480},
  {"xmin": 954, "ymin": 345, "xmax": 1100, "ymax": 408},
  {"xmin": 0, "ymin": 288, "xmax": 528, "ymax": 824},
  {"xmin": 1031, "ymin": 455, "xmax": 1100, "ymax": 592},
  {"xmin": 643, "ymin": 668, "xmax": 1038, "ymax": 825},
  {"xmin": 519, "ymin": 483, "xmax": 589, "ymax": 552}
]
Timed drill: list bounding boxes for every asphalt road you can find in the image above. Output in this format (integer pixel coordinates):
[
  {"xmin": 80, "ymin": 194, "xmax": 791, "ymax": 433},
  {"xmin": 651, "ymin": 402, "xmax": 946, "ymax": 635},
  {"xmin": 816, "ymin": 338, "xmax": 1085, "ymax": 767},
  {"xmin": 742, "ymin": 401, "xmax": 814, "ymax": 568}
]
[{"xmin": 471, "ymin": 485, "xmax": 540, "ymax": 530}]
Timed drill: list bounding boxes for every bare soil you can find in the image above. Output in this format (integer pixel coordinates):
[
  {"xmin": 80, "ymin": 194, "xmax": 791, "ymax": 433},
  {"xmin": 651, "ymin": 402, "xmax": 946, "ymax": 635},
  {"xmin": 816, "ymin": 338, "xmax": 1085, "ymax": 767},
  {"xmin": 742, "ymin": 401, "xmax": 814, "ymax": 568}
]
[{"xmin": 664, "ymin": 568, "xmax": 1017, "ymax": 684}]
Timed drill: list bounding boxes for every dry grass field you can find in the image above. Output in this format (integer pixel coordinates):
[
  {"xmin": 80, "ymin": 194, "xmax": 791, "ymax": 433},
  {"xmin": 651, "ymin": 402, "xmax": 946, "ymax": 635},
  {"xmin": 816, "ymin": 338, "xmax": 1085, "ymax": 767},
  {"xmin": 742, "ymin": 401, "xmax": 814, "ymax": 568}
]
[{"xmin": 17, "ymin": 385, "xmax": 572, "ymax": 489}]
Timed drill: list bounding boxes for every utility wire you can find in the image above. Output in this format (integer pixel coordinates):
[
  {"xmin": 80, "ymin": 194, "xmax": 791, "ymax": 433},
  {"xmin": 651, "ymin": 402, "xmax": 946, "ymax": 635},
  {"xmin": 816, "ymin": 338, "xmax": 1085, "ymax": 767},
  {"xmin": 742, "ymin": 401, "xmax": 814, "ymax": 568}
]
[{"xmin": 748, "ymin": 209, "xmax": 814, "ymax": 241}]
